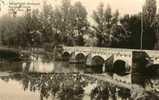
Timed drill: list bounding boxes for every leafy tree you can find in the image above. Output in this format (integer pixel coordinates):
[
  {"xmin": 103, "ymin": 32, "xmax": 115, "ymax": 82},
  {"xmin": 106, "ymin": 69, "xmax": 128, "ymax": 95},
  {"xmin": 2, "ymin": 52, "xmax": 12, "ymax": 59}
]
[
  {"xmin": 119, "ymin": 8, "xmax": 158, "ymax": 50},
  {"xmin": 92, "ymin": 3, "xmax": 106, "ymax": 47},
  {"xmin": 60, "ymin": 0, "xmax": 75, "ymax": 46},
  {"xmin": 52, "ymin": 0, "xmax": 89, "ymax": 46},
  {"xmin": 104, "ymin": 5, "xmax": 112, "ymax": 31},
  {"xmin": 0, "ymin": 15, "xmax": 20, "ymax": 47},
  {"xmin": 72, "ymin": 1, "xmax": 88, "ymax": 35},
  {"xmin": 51, "ymin": 8, "xmax": 63, "ymax": 45},
  {"xmin": 119, "ymin": 14, "xmax": 141, "ymax": 49},
  {"xmin": 72, "ymin": 1, "xmax": 89, "ymax": 46},
  {"xmin": 40, "ymin": 2, "xmax": 54, "ymax": 44},
  {"xmin": 143, "ymin": 0, "xmax": 157, "ymax": 26},
  {"xmin": 92, "ymin": 4, "xmax": 119, "ymax": 47},
  {"xmin": 154, "ymin": 12, "xmax": 159, "ymax": 49},
  {"xmin": 110, "ymin": 10, "xmax": 132, "ymax": 48},
  {"xmin": 111, "ymin": 24, "xmax": 130, "ymax": 48},
  {"xmin": 30, "ymin": 9, "xmax": 42, "ymax": 31},
  {"xmin": 142, "ymin": 0, "xmax": 157, "ymax": 49},
  {"xmin": 112, "ymin": 10, "xmax": 119, "ymax": 25}
]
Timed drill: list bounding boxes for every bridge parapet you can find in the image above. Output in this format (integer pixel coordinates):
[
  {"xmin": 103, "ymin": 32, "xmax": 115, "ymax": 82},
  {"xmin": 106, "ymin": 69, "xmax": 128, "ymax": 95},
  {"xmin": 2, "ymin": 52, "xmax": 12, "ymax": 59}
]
[
  {"xmin": 63, "ymin": 46, "xmax": 131, "ymax": 54},
  {"xmin": 63, "ymin": 46, "xmax": 159, "ymax": 64}
]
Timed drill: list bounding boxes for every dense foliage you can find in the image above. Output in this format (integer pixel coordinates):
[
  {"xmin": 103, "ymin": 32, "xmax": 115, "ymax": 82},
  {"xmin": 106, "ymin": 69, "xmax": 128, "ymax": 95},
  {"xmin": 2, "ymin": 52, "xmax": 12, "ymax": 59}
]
[{"xmin": 0, "ymin": 0, "xmax": 159, "ymax": 50}]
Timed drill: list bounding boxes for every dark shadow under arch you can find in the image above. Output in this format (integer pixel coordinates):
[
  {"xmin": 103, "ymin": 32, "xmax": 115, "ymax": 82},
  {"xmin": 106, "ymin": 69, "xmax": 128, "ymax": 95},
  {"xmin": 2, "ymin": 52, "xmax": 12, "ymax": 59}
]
[
  {"xmin": 146, "ymin": 64, "xmax": 159, "ymax": 79},
  {"xmin": 75, "ymin": 53, "xmax": 86, "ymax": 61},
  {"xmin": 92, "ymin": 56, "xmax": 105, "ymax": 66},
  {"xmin": 90, "ymin": 56, "xmax": 105, "ymax": 73},
  {"xmin": 113, "ymin": 60, "xmax": 130, "ymax": 76},
  {"xmin": 62, "ymin": 52, "xmax": 71, "ymax": 61}
]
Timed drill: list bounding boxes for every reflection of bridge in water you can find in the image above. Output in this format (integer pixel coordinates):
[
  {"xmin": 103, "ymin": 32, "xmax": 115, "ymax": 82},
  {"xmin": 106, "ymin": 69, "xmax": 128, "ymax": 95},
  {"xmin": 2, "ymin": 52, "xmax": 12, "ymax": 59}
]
[{"xmin": 62, "ymin": 46, "xmax": 159, "ymax": 84}]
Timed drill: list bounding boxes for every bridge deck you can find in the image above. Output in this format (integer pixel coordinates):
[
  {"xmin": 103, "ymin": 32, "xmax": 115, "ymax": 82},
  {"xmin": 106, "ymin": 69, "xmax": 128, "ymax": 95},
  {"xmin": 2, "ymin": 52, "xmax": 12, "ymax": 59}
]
[
  {"xmin": 63, "ymin": 46, "xmax": 159, "ymax": 53},
  {"xmin": 63, "ymin": 46, "xmax": 159, "ymax": 62}
]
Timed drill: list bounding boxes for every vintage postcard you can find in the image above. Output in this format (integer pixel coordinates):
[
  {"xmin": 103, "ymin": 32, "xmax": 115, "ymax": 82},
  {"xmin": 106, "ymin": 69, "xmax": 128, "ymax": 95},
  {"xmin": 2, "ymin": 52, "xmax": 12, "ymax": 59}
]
[{"xmin": 0, "ymin": 0, "xmax": 159, "ymax": 100}]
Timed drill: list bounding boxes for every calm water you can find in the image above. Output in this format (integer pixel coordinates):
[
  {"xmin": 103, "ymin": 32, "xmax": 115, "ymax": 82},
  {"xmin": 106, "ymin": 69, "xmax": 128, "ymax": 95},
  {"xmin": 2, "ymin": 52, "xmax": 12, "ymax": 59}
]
[
  {"xmin": 0, "ymin": 73, "xmax": 132, "ymax": 100},
  {"xmin": 0, "ymin": 54, "xmax": 103, "ymax": 73},
  {"xmin": 0, "ymin": 54, "xmax": 158, "ymax": 100},
  {"xmin": 0, "ymin": 54, "xmax": 130, "ymax": 100}
]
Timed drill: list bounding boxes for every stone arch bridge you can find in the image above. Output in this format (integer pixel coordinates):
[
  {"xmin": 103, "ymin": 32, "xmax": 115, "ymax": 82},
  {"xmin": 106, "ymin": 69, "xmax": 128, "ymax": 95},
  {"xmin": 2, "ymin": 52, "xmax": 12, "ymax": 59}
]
[
  {"xmin": 63, "ymin": 46, "xmax": 159, "ymax": 65},
  {"xmin": 61, "ymin": 46, "xmax": 159, "ymax": 84}
]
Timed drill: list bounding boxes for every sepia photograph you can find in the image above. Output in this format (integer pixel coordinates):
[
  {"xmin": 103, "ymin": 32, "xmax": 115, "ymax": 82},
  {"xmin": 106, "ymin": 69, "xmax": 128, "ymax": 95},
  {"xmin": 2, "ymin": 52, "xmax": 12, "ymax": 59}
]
[{"xmin": 0, "ymin": 0, "xmax": 159, "ymax": 100}]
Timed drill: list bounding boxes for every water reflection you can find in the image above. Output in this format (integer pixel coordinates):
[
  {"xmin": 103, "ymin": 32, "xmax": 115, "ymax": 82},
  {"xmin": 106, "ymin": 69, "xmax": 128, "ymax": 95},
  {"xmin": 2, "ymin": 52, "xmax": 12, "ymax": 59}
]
[
  {"xmin": 0, "ymin": 53, "xmax": 158, "ymax": 100},
  {"xmin": 0, "ymin": 61, "xmax": 23, "ymax": 72},
  {"xmin": 0, "ymin": 54, "xmax": 103, "ymax": 73},
  {"xmin": 0, "ymin": 73, "xmax": 133, "ymax": 100}
]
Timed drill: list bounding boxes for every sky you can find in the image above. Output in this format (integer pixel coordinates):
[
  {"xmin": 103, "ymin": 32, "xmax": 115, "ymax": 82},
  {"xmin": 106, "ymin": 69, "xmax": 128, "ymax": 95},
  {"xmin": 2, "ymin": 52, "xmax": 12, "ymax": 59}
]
[
  {"xmin": 47, "ymin": 0, "xmax": 159, "ymax": 15},
  {"xmin": 52, "ymin": 0, "xmax": 148, "ymax": 15},
  {"xmin": 0, "ymin": 0, "xmax": 159, "ymax": 16}
]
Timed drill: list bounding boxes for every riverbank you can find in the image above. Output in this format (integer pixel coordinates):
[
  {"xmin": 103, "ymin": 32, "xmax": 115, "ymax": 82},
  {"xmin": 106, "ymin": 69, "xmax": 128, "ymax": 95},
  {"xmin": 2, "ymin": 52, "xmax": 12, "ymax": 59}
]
[
  {"xmin": 0, "ymin": 46, "xmax": 55, "ymax": 61},
  {"xmin": 0, "ymin": 72, "xmax": 10, "ymax": 77}
]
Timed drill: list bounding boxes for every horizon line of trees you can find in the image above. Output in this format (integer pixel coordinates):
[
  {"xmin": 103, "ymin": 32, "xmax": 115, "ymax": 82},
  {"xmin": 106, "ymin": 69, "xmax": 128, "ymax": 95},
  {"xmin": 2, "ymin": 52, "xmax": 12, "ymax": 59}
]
[{"xmin": 0, "ymin": 0, "xmax": 159, "ymax": 50}]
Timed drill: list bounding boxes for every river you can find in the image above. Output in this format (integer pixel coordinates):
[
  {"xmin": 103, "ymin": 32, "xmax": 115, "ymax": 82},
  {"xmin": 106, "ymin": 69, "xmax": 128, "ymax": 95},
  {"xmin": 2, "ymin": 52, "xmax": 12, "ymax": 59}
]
[{"xmin": 0, "ymin": 53, "xmax": 158, "ymax": 100}]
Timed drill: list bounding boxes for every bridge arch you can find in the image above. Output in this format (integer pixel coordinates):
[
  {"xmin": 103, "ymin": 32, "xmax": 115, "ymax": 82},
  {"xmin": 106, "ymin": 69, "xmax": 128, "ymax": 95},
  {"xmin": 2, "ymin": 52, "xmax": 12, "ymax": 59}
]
[
  {"xmin": 75, "ymin": 53, "xmax": 86, "ymax": 62},
  {"xmin": 62, "ymin": 52, "xmax": 71, "ymax": 61},
  {"xmin": 92, "ymin": 56, "xmax": 105, "ymax": 66},
  {"xmin": 146, "ymin": 64, "xmax": 159, "ymax": 78},
  {"xmin": 113, "ymin": 59, "xmax": 130, "ymax": 76}
]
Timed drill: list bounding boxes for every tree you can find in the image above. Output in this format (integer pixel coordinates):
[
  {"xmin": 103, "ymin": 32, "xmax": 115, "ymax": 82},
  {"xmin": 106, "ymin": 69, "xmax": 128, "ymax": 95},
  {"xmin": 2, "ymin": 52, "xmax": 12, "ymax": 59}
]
[
  {"xmin": 40, "ymin": 2, "xmax": 54, "ymax": 44},
  {"xmin": 60, "ymin": 0, "xmax": 75, "ymax": 46},
  {"xmin": 72, "ymin": 1, "xmax": 89, "ymax": 46},
  {"xmin": 111, "ymin": 24, "xmax": 130, "ymax": 48},
  {"xmin": 142, "ymin": 0, "xmax": 157, "ymax": 49},
  {"xmin": 53, "ymin": 0, "xmax": 89, "ymax": 46},
  {"xmin": 51, "ymin": 8, "xmax": 63, "ymax": 45},
  {"xmin": 30, "ymin": 9, "xmax": 42, "ymax": 31},
  {"xmin": 17, "ymin": 8, "xmax": 34, "ymax": 48},
  {"xmin": 143, "ymin": 0, "xmax": 157, "ymax": 26},
  {"xmin": 92, "ymin": 4, "xmax": 119, "ymax": 47},
  {"xmin": 154, "ymin": 13, "xmax": 159, "ymax": 49},
  {"xmin": 0, "ymin": 15, "xmax": 20, "ymax": 47},
  {"xmin": 104, "ymin": 5, "xmax": 112, "ymax": 32},
  {"xmin": 92, "ymin": 3, "xmax": 108, "ymax": 47},
  {"xmin": 72, "ymin": 1, "xmax": 88, "ymax": 34},
  {"xmin": 118, "ymin": 14, "xmax": 141, "ymax": 49},
  {"xmin": 112, "ymin": 10, "xmax": 119, "ymax": 25}
]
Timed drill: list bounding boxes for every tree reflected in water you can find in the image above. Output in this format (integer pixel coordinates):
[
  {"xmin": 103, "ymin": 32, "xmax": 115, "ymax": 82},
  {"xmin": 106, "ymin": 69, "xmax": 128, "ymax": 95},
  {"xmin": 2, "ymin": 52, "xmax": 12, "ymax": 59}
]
[
  {"xmin": 2, "ymin": 74, "xmax": 86, "ymax": 100},
  {"xmin": 0, "ymin": 73, "xmax": 158, "ymax": 100}
]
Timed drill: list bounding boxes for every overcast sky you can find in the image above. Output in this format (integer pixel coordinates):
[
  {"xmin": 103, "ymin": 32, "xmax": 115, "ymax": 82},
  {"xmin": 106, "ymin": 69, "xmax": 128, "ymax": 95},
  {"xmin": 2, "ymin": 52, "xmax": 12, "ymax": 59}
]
[
  {"xmin": 46, "ymin": 0, "xmax": 159, "ymax": 15},
  {"xmin": 0, "ymin": 0, "xmax": 159, "ymax": 16}
]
